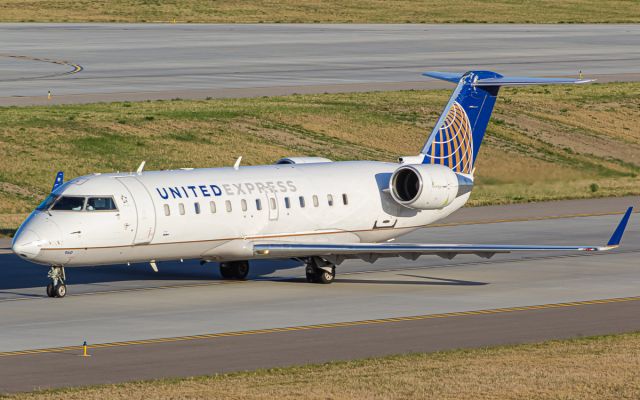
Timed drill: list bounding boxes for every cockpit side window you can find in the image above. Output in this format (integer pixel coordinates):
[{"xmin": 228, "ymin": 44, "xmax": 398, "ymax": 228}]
[
  {"xmin": 36, "ymin": 194, "xmax": 59, "ymax": 211},
  {"xmin": 86, "ymin": 197, "xmax": 118, "ymax": 211},
  {"xmin": 51, "ymin": 196, "xmax": 86, "ymax": 211}
]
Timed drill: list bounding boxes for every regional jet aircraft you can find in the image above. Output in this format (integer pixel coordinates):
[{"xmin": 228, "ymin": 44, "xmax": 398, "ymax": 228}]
[{"xmin": 12, "ymin": 71, "xmax": 633, "ymax": 298}]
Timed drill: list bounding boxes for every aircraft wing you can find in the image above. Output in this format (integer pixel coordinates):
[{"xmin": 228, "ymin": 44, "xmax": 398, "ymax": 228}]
[{"xmin": 253, "ymin": 207, "xmax": 633, "ymax": 262}]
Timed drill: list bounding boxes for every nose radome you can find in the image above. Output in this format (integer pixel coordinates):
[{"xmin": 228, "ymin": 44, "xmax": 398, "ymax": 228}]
[{"xmin": 12, "ymin": 229, "xmax": 44, "ymax": 259}]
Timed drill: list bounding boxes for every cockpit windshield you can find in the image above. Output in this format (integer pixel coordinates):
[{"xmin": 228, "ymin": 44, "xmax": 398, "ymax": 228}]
[
  {"xmin": 51, "ymin": 196, "xmax": 85, "ymax": 211},
  {"xmin": 86, "ymin": 197, "xmax": 117, "ymax": 211},
  {"xmin": 36, "ymin": 194, "xmax": 59, "ymax": 211},
  {"xmin": 37, "ymin": 195, "xmax": 118, "ymax": 212}
]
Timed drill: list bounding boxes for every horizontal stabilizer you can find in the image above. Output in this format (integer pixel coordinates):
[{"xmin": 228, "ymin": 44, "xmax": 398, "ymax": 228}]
[
  {"xmin": 473, "ymin": 76, "xmax": 594, "ymax": 87},
  {"xmin": 422, "ymin": 71, "xmax": 594, "ymax": 87},
  {"xmin": 421, "ymin": 71, "xmax": 464, "ymax": 83}
]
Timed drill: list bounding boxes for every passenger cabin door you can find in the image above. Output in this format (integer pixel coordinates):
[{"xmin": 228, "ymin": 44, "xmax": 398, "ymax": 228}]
[{"xmin": 117, "ymin": 177, "xmax": 157, "ymax": 244}]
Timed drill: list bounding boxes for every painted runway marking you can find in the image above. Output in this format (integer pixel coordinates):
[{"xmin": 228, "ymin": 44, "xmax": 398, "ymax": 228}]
[
  {"xmin": 0, "ymin": 53, "xmax": 83, "ymax": 82},
  {"xmin": 1, "ymin": 295, "xmax": 639, "ymax": 358}
]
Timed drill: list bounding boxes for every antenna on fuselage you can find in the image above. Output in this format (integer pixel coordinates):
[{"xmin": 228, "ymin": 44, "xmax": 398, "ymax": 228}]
[
  {"xmin": 233, "ymin": 156, "xmax": 242, "ymax": 170},
  {"xmin": 136, "ymin": 161, "xmax": 146, "ymax": 175}
]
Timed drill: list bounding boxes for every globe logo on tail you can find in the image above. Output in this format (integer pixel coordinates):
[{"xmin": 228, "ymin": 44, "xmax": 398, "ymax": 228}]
[{"xmin": 425, "ymin": 101, "xmax": 473, "ymax": 174}]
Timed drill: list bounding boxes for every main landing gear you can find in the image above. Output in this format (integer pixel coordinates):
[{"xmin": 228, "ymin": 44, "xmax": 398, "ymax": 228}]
[
  {"xmin": 305, "ymin": 256, "xmax": 336, "ymax": 284},
  {"xmin": 46, "ymin": 266, "xmax": 67, "ymax": 298},
  {"xmin": 219, "ymin": 261, "xmax": 250, "ymax": 280}
]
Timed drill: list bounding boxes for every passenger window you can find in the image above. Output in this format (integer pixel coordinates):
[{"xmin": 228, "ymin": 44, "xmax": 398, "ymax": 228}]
[
  {"xmin": 241, "ymin": 199, "xmax": 248, "ymax": 212},
  {"xmin": 342, "ymin": 193, "xmax": 349, "ymax": 205},
  {"xmin": 327, "ymin": 194, "xmax": 334, "ymax": 207},
  {"xmin": 270, "ymin": 198, "xmax": 276, "ymax": 210},
  {"xmin": 179, "ymin": 203, "xmax": 185, "ymax": 215},
  {"xmin": 225, "ymin": 200, "xmax": 232, "ymax": 212},
  {"xmin": 164, "ymin": 204, "xmax": 170, "ymax": 216},
  {"xmin": 86, "ymin": 197, "xmax": 117, "ymax": 211},
  {"xmin": 256, "ymin": 199, "xmax": 262, "ymax": 211},
  {"xmin": 313, "ymin": 195, "xmax": 319, "ymax": 207},
  {"xmin": 284, "ymin": 197, "xmax": 291, "ymax": 209},
  {"xmin": 210, "ymin": 201, "xmax": 216, "ymax": 213},
  {"xmin": 51, "ymin": 196, "xmax": 85, "ymax": 211},
  {"xmin": 299, "ymin": 196, "xmax": 305, "ymax": 208},
  {"xmin": 194, "ymin": 202, "xmax": 201, "ymax": 214}
]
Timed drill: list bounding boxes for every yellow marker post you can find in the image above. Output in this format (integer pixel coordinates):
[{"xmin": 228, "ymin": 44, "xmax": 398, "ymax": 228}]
[
  {"xmin": 172, "ymin": 18, "xmax": 176, "ymax": 24},
  {"xmin": 81, "ymin": 341, "xmax": 91, "ymax": 357},
  {"xmin": 47, "ymin": 90, "xmax": 52, "ymax": 100}
]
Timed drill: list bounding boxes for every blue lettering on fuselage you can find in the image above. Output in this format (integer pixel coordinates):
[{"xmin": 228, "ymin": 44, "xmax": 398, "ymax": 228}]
[
  {"xmin": 155, "ymin": 181, "xmax": 296, "ymax": 200},
  {"xmin": 158, "ymin": 184, "xmax": 223, "ymax": 200}
]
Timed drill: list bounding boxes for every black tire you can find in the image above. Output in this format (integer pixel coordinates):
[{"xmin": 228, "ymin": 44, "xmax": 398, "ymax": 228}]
[
  {"xmin": 220, "ymin": 261, "xmax": 250, "ymax": 280},
  {"xmin": 234, "ymin": 261, "xmax": 250, "ymax": 280},
  {"xmin": 305, "ymin": 266, "xmax": 318, "ymax": 283},
  {"xmin": 316, "ymin": 268, "xmax": 335, "ymax": 284},
  {"xmin": 54, "ymin": 284, "xmax": 67, "ymax": 298},
  {"xmin": 219, "ymin": 263, "xmax": 235, "ymax": 280},
  {"xmin": 46, "ymin": 283, "xmax": 55, "ymax": 298}
]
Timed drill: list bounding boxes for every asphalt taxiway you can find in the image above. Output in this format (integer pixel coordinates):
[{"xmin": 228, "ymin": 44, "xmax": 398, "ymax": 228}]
[
  {"xmin": 0, "ymin": 197, "xmax": 637, "ymax": 393},
  {"xmin": 1, "ymin": 24, "xmax": 639, "ymax": 105}
]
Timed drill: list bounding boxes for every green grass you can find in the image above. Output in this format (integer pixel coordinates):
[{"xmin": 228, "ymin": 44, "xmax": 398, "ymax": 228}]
[
  {"xmin": 4, "ymin": 332, "xmax": 640, "ymax": 399},
  {"xmin": 1, "ymin": 82, "xmax": 639, "ymax": 235},
  {"xmin": 1, "ymin": 0, "xmax": 639, "ymax": 23}
]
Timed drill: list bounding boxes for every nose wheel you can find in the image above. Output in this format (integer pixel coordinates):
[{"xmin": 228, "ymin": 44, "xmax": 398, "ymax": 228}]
[{"xmin": 46, "ymin": 266, "xmax": 67, "ymax": 298}]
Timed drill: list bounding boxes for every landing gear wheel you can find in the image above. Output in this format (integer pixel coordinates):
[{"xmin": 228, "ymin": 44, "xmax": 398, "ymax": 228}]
[
  {"xmin": 219, "ymin": 261, "xmax": 250, "ymax": 280},
  {"xmin": 54, "ymin": 284, "xmax": 67, "ymax": 298},
  {"xmin": 47, "ymin": 266, "xmax": 66, "ymax": 299},
  {"xmin": 46, "ymin": 283, "xmax": 55, "ymax": 298},
  {"xmin": 234, "ymin": 261, "xmax": 249, "ymax": 280},
  {"xmin": 219, "ymin": 263, "xmax": 235, "ymax": 280},
  {"xmin": 316, "ymin": 268, "xmax": 335, "ymax": 284},
  {"xmin": 305, "ymin": 257, "xmax": 336, "ymax": 284},
  {"xmin": 305, "ymin": 266, "xmax": 318, "ymax": 283}
]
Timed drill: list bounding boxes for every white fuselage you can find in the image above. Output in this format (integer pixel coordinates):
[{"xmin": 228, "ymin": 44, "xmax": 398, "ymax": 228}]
[{"xmin": 13, "ymin": 161, "xmax": 469, "ymax": 267}]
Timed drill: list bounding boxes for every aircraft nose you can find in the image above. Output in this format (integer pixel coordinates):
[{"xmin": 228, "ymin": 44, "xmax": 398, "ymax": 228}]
[{"xmin": 12, "ymin": 229, "xmax": 45, "ymax": 259}]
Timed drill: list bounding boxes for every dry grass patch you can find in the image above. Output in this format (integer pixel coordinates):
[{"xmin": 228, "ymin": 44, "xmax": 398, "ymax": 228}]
[
  {"xmin": 6, "ymin": 332, "xmax": 640, "ymax": 399},
  {"xmin": 1, "ymin": 83, "xmax": 639, "ymax": 234},
  {"xmin": 0, "ymin": 0, "xmax": 639, "ymax": 23}
]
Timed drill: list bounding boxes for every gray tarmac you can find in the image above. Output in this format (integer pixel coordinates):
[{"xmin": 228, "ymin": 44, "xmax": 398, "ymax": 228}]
[
  {"xmin": 1, "ymin": 24, "xmax": 639, "ymax": 105},
  {"xmin": 0, "ymin": 198, "xmax": 638, "ymax": 393}
]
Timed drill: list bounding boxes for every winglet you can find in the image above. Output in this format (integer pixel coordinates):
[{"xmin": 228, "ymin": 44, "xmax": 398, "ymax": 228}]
[
  {"xmin": 607, "ymin": 207, "xmax": 633, "ymax": 246},
  {"xmin": 51, "ymin": 171, "xmax": 64, "ymax": 192}
]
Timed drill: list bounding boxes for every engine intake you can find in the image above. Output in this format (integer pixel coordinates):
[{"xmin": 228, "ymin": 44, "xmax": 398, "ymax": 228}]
[{"xmin": 390, "ymin": 164, "xmax": 471, "ymax": 210}]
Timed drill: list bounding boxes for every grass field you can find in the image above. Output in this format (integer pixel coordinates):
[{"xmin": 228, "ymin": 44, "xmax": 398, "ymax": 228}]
[
  {"xmin": 1, "ymin": 82, "xmax": 639, "ymax": 235},
  {"xmin": 1, "ymin": 0, "xmax": 639, "ymax": 23},
  {"xmin": 5, "ymin": 332, "xmax": 640, "ymax": 399}
]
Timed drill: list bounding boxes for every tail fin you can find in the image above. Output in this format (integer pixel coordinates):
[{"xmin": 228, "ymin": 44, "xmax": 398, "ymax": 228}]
[{"xmin": 420, "ymin": 71, "xmax": 593, "ymax": 175}]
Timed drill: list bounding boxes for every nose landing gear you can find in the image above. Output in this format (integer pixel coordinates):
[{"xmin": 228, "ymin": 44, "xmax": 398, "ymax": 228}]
[{"xmin": 46, "ymin": 266, "xmax": 66, "ymax": 298}]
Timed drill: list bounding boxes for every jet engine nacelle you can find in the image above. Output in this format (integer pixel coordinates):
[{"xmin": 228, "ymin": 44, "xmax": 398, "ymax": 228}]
[{"xmin": 389, "ymin": 164, "xmax": 461, "ymax": 210}]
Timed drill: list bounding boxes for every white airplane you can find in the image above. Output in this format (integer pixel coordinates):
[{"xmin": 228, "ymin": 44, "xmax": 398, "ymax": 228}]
[{"xmin": 12, "ymin": 71, "xmax": 633, "ymax": 298}]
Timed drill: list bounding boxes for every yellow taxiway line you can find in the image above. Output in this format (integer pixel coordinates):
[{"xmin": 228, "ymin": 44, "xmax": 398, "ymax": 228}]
[{"xmin": 1, "ymin": 295, "xmax": 639, "ymax": 358}]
